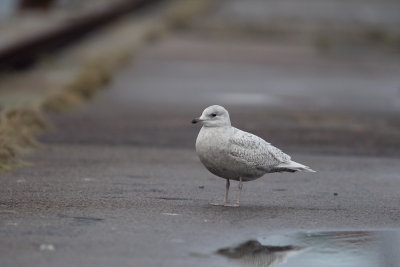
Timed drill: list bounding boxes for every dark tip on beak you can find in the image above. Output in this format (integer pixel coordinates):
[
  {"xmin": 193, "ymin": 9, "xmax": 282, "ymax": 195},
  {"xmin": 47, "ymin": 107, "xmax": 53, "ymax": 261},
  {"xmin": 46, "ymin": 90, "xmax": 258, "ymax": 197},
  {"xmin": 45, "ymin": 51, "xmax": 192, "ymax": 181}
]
[{"xmin": 192, "ymin": 118, "xmax": 202, "ymax": 124}]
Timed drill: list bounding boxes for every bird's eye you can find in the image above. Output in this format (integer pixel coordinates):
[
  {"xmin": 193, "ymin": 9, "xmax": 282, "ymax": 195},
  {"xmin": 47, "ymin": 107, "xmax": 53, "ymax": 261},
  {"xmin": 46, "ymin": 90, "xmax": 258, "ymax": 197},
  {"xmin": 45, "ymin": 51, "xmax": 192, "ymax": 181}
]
[{"xmin": 211, "ymin": 113, "xmax": 217, "ymax": 117}]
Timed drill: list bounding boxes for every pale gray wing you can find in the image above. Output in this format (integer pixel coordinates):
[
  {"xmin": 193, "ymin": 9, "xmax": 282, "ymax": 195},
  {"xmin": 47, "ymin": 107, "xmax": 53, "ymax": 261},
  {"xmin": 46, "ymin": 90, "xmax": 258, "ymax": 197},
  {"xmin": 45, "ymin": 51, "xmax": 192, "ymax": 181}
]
[{"xmin": 228, "ymin": 128, "xmax": 291, "ymax": 169}]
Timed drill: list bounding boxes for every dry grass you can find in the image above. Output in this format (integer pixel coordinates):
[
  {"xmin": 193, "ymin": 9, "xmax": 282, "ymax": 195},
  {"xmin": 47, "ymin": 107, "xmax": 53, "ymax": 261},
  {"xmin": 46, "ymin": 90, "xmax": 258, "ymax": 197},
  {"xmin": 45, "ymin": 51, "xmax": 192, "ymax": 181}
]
[
  {"xmin": 0, "ymin": 136, "xmax": 18, "ymax": 170},
  {"xmin": 0, "ymin": 107, "xmax": 47, "ymax": 170},
  {"xmin": 144, "ymin": 23, "xmax": 168, "ymax": 43},
  {"xmin": 314, "ymin": 35, "xmax": 332, "ymax": 53},
  {"xmin": 41, "ymin": 0, "xmax": 217, "ymax": 113},
  {"xmin": 42, "ymin": 64, "xmax": 111, "ymax": 112},
  {"xmin": 363, "ymin": 27, "xmax": 400, "ymax": 51},
  {"xmin": 165, "ymin": 0, "xmax": 215, "ymax": 29},
  {"xmin": 0, "ymin": 0, "xmax": 217, "ymax": 171}
]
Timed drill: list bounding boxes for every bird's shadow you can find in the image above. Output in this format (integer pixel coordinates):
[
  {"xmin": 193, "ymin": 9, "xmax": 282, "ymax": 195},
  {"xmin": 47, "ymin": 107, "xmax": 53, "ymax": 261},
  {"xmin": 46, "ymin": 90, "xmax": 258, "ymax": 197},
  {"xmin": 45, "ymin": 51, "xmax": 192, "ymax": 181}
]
[{"xmin": 201, "ymin": 202, "xmax": 283, "ymax": 211}]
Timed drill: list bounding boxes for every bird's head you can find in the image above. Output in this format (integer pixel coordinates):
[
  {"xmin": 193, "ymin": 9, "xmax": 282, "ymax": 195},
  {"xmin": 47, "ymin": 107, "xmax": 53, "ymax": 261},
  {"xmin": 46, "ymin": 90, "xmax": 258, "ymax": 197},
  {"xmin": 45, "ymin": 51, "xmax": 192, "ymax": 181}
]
[{"xmin": 192, "ymin": 105, "xmax": 231, "ymax": 127}]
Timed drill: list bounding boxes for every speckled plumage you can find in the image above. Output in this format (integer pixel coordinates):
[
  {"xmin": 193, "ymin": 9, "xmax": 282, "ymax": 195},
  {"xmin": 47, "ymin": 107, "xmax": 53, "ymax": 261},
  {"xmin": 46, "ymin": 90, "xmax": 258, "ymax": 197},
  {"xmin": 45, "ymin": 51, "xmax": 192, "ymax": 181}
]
[
  {"xmin": 192, "ymin": 105, "xmax": 315, "ymax": 206},
  {"xmin": 195, "ymin": 105, "xmax": 314, "ymax": 181}
]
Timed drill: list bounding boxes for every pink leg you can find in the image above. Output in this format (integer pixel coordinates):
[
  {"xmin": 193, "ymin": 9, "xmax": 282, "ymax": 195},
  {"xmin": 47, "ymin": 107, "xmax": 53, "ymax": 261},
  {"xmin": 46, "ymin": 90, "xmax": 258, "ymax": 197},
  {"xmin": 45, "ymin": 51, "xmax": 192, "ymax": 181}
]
[
  {"xmin": 210, "ymin": 179, "xmax": 230, "ymax": 206},
  {"xmin": 236, "ymin": 177, "xmax": 243, "ymax": 206},
  {"xmin": 224, "ymin": 177, "xmax": 242, "ymax": 207}
]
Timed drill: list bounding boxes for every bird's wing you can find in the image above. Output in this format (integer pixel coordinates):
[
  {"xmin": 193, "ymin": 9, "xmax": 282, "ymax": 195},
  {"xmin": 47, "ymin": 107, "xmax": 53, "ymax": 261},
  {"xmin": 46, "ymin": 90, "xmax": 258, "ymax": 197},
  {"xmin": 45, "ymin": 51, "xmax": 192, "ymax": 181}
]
[{"xmin": 228, "ymin": 128, "xmax": 291, "ymax": 169}]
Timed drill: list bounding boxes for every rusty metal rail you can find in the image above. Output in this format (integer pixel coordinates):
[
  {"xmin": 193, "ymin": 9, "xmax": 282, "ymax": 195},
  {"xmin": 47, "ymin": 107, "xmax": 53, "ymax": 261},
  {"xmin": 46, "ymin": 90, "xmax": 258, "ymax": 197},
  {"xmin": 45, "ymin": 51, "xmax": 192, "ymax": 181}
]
[{"xmin": 0, "ymin": 0, "xmax": 163, "ymax": 71}]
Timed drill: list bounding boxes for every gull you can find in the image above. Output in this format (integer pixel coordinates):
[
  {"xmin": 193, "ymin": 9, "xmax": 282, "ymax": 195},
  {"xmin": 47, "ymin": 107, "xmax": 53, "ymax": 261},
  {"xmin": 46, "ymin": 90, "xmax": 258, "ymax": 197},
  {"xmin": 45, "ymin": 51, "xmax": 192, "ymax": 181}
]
[{"xmin": 192, "ymin": 105, "xmax": 315, "ymax": 207}]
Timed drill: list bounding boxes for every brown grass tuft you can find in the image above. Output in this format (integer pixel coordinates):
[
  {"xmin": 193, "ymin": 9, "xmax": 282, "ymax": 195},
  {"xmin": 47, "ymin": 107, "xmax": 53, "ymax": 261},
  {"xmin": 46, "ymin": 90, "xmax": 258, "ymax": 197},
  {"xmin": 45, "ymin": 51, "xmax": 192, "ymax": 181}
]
[
  {"xmin": 0, "ymin": 135, "xmax": 18, "ymax": 170},
  {"xmin": 1, "ymin": 0, "xmax": 218, "ymax": 171},
  {"xmin": 314, "ymin": 35, "xmax": 332, "ymax": 53},
  {"xmin": 144, "ymin": 24, "xmax": 168, "ymax": 43},
  {"xmin": 0, "ymin": 107, "xmax": 47, "ymax": 170},
  {"xmin": 4, "ymin": 107, "xmax": 47, "ymax": 134},
  {"xmin": 42, "ymin": 65, "xmax": 111, "ymax": 112},
  {"xmin": 166, "ymin": 0, "xmax": 214, "ymax": 29}
]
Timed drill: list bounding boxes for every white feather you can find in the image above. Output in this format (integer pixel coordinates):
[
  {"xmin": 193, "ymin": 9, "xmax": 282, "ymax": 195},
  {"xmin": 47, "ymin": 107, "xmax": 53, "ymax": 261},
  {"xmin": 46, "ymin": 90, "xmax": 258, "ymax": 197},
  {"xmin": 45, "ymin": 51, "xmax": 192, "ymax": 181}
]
[
  {"xmin": 277, "ymin": 160, "xmax": 316, "ymax": 172},
  {"xmin": 194, "ymin": 105, "xmax": 316, "ymax": 181}
]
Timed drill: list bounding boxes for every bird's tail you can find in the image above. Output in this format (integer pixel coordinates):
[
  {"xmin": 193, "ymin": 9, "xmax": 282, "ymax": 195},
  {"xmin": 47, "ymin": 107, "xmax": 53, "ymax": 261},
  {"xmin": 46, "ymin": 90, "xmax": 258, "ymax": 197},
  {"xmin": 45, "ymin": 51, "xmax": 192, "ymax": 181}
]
[{"xmin": 277, "ymin": 160, "xmax": 316, "ymax": 172}]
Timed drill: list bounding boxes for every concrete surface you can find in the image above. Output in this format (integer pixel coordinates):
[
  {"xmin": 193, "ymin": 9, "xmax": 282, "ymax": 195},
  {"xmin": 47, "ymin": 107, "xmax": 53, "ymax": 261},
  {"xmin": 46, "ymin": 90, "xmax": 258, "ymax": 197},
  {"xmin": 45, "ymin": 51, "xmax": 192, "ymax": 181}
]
[
  {"xmin": 41, "ymin": 34, "xmax": 400, "ymax": 157},
  {"xmin": 206, "ymin": 0, "xmax": 400, "ymax": 33},
  {"xmin": 1, "ymin": 0, "xmax": 400, "ymax": 266},
  {"xmin": 1, "ymin": 143, "xmax": 399, "ymax": 266}
]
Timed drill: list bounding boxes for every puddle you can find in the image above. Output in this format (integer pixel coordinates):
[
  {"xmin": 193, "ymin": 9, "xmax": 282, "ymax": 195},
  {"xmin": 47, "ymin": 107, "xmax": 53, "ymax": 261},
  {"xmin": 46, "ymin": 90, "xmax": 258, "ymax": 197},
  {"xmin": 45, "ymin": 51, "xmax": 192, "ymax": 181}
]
[{"xmin": 216, "ymin": 230, "xmax": 400, "ymax": 267}]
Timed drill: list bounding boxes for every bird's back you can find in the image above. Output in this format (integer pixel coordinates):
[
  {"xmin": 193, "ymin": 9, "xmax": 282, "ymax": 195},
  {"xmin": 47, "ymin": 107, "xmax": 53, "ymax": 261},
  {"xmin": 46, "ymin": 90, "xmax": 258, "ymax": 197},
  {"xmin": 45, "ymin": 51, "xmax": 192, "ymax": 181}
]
[
  {"xmin": 229, "ymin": 127, "xmax": 315, "ymax": 174},
  {"xmin": 196, "ymin": 126, "xmax": 288, "ymax": 180},
  {"xmin": 228, "ymin": 127, "xmax": 291, "ymax": 170}
]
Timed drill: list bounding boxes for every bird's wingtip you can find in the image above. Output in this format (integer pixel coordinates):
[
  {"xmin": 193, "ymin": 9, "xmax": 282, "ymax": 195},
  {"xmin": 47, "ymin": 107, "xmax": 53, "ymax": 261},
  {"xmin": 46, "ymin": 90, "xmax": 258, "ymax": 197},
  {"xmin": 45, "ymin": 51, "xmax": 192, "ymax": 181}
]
[{"xmin": 305, "ymin": 168, "xmax": 316, "ymax": 173}]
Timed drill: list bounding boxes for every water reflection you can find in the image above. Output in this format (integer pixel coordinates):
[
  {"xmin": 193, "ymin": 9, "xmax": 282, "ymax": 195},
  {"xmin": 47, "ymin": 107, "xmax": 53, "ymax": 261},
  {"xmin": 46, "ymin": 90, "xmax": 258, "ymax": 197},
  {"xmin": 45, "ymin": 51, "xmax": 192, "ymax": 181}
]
[
  {"xmin": 217, "ymin": 240, "xmax": 307, "ymax": 267},
  {"xmin": 216, "ymin": 231, "xmax": 400, "ymax": 267}
]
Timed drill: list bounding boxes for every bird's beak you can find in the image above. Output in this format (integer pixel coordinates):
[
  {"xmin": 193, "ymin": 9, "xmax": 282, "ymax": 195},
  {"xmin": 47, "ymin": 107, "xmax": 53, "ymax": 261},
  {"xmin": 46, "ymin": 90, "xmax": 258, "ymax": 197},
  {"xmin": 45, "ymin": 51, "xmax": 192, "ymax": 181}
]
[{"xmin": 192, "ymin": 117, "xmax": 203, "ymax": 124}]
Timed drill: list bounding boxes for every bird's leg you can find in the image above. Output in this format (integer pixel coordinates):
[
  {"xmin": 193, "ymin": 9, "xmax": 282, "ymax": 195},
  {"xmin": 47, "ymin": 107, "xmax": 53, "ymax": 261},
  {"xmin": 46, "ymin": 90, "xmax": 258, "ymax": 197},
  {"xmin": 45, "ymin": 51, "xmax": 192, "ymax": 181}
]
[
  {"xmin": 223, "ymin": 177, "xmax": 242, "ymax": 207},
  {"xmin": 236, "ymin": 177, "xmax": 243, "ymax": 206},
  {"xmin": 210, "ymin": 179, "xmax": 230, "ymax": 206},
  {"xmin": 224, "ymin": 178, "xmax": 230, "ymax": 203}
]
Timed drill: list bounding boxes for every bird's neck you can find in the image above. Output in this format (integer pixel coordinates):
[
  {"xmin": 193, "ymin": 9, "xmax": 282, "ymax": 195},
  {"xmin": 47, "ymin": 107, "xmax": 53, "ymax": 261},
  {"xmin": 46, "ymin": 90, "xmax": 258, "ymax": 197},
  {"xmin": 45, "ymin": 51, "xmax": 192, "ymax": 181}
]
[{"xmin": 202, "ymin": 124, "xmax": 231, "ymax": 129}]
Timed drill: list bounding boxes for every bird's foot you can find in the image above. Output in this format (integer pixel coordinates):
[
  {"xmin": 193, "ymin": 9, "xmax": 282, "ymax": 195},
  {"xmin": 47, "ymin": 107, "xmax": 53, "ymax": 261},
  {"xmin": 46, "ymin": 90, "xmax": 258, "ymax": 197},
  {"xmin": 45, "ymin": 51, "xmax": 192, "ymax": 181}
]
[
  {"xmin": 209, "ymin": 202, "xmax": 226, "ymax": 206},
  {"xmin": 209, "ymin": 202, "xmax": 240, "ymax": 207},
  {"xmin": 223, "ymin": 203, "xmax": 240, "ymax": 207}
]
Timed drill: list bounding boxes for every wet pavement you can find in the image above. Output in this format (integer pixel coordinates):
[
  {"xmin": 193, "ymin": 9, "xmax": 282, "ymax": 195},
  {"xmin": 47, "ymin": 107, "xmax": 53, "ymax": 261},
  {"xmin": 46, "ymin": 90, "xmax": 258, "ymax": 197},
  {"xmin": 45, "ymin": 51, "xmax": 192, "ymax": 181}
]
[
  {"xmin": 217, "ymin": 230, "xmax": 400, "ymax": 267},
  {"xmin": 1, "ymin": 0, "xmax": 400, "ymax": 266},
  {"xmin": 41, "ymin": 33, "xmax": 400, "ymax": 157},
  {"xmin": 203, "ymin": 0, "xmax": 400, "ymax": 33},
  {"xmin": 1, "ymin": 143, "xmax": 400, "ymax": 266}
]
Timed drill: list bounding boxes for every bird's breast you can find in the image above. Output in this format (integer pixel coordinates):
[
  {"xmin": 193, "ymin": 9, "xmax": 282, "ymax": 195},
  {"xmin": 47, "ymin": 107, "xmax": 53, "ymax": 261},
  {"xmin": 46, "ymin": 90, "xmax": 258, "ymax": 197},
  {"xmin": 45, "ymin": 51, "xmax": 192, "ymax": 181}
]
[
  {"xmin": 195, "ymin": 127, "xmax": 238, "ymax": 178},
  {"xmin": 196, "ymin": 127, "xmax": 230, "ymax": 159}
]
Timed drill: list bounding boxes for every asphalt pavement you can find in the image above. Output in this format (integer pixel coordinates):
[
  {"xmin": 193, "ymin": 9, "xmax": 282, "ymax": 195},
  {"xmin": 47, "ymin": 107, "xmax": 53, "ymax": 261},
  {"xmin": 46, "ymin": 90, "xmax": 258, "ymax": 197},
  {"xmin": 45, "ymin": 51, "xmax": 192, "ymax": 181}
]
[{"xmin": 1, "ymin": 0, "xmax": 400, "ymax": 266}]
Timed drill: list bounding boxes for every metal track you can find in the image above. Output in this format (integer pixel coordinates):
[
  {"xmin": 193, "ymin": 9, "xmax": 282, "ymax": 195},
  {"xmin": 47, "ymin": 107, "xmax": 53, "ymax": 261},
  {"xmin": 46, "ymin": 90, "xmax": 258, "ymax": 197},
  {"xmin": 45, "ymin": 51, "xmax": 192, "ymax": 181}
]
[{"xmin": 0, "ymin": 0, "xmax": 163, "ymax": 71}]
